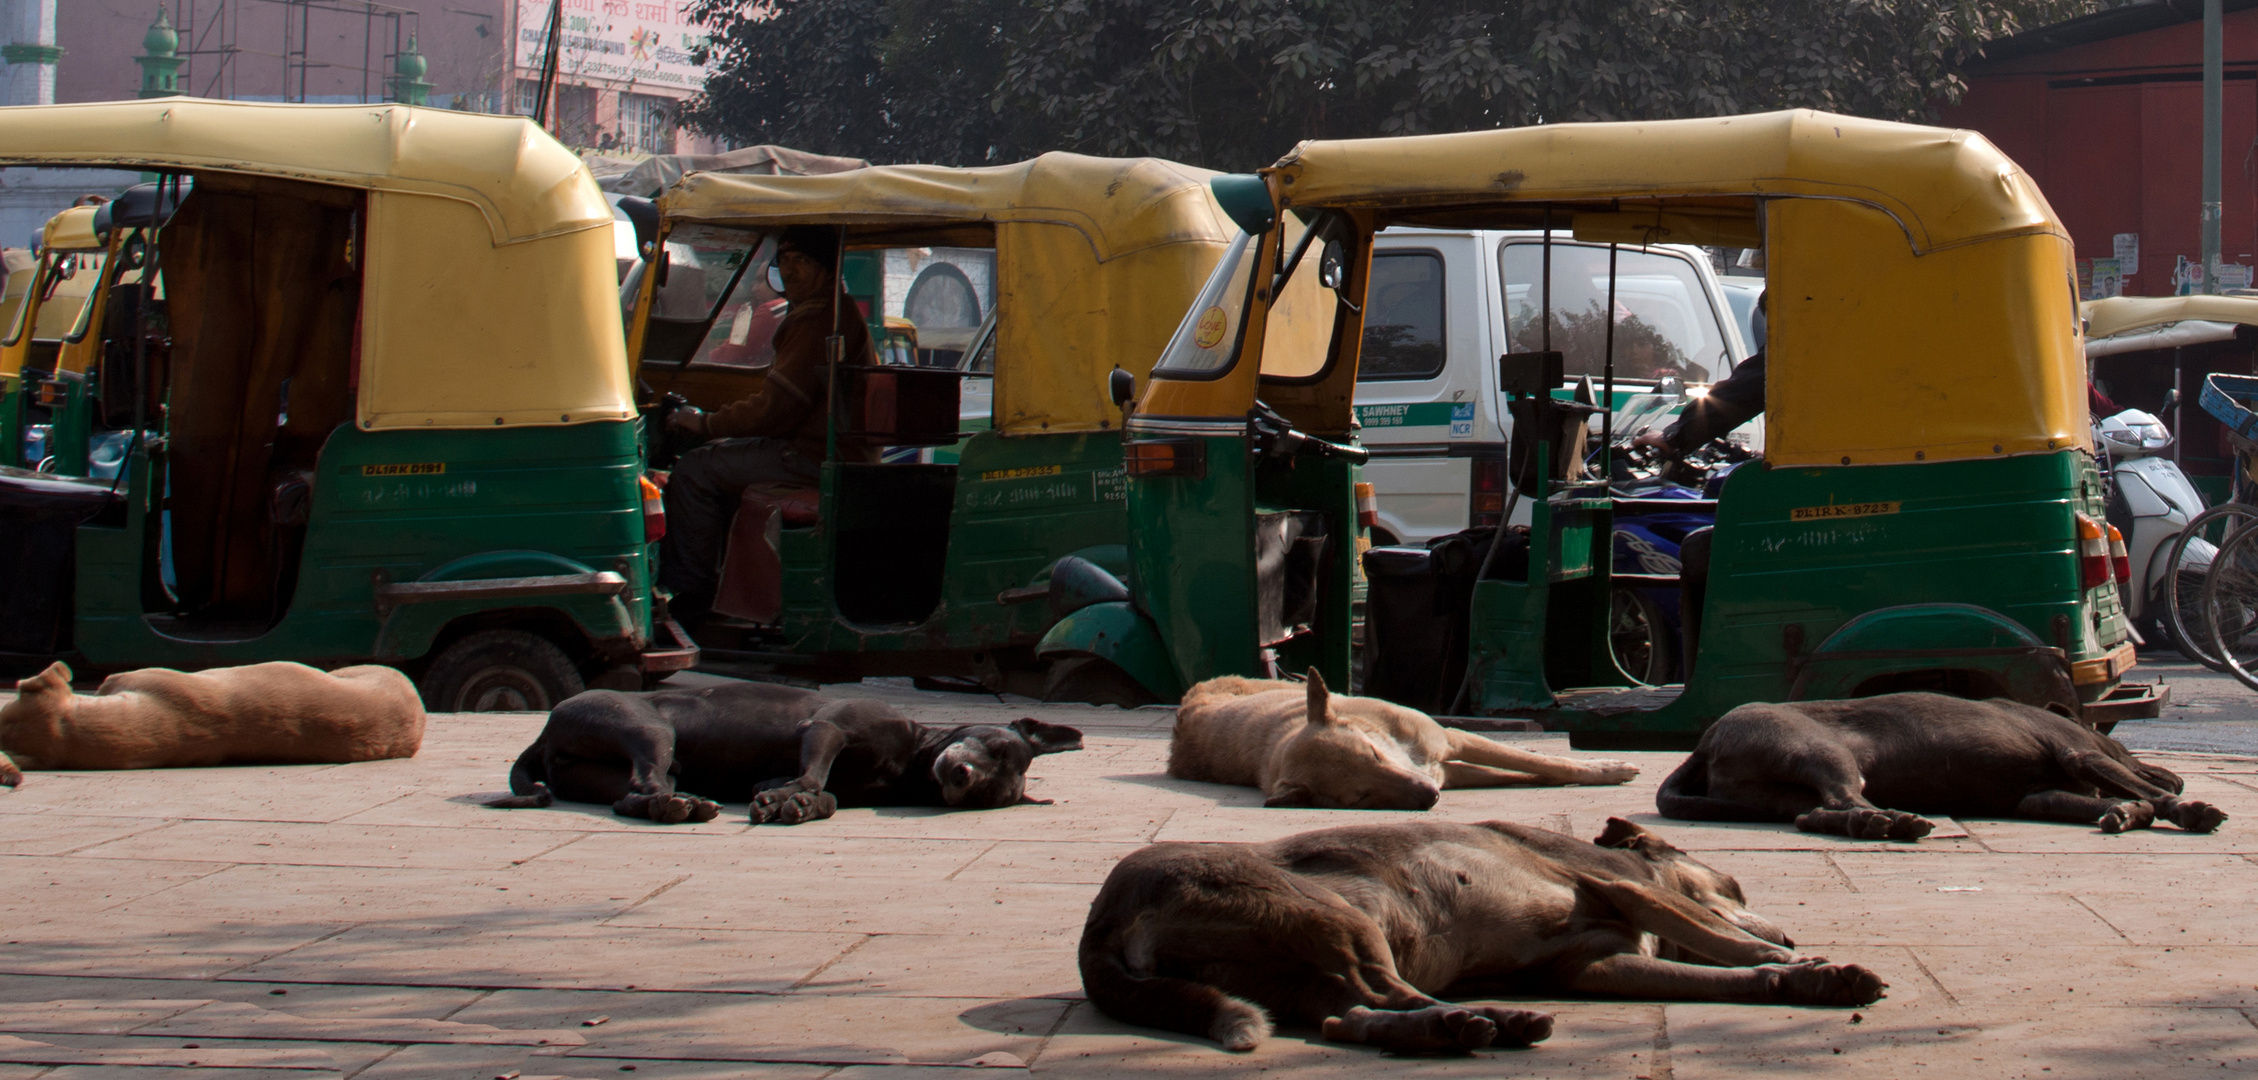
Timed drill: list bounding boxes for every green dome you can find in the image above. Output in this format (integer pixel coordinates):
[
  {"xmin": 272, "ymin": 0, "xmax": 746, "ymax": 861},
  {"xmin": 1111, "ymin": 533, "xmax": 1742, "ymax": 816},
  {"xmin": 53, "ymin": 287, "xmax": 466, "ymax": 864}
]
[
  {"xmin": 143, "ymin": 9, "xmax": 178, "ymax": 57},
  {"xmin": 395, "ymin": 35, "xmax": 427, "ymax": 80}
]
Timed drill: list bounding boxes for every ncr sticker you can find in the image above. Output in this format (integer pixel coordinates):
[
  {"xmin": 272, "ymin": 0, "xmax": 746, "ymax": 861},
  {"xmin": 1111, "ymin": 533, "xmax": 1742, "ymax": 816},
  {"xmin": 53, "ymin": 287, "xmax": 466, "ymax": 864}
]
[{"xmin": 1449, "ymin": 401, "xmax": 1475, "ymax": 438}]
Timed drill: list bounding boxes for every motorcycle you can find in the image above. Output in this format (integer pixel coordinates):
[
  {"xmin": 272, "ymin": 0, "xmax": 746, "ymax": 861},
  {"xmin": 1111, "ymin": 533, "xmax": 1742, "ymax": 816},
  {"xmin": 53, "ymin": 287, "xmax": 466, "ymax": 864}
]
[
  {"xmin": 1595, "ymin": 436, "xmax": 1751, "ymax": 685},
  {"xmin": 2097, "ymin": 398, "xmax": 2212, "ymax": 655}
]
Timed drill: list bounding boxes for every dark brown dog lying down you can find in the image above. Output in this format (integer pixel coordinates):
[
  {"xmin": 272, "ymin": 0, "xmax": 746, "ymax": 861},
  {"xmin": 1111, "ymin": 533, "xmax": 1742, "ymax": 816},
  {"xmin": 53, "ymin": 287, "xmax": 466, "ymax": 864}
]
[
  {"xmin": 0, "ymin": 661, "xmax": 425, "ymax": 787},
  {"xmin": 1080, "ymin": 818, "xmax": 1881, "ymax": 1054},
  {"xmin": 1168, "ymin": 671, "xmax": 1638, "ymax": 809},
  {"xmin": 1659, "ymin": 691, "xmax": 2225, "ymax": 840}
]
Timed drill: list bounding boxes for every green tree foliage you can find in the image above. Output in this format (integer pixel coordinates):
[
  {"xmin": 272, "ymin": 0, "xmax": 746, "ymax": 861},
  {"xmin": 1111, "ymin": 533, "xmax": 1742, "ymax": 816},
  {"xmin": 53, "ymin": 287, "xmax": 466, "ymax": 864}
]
[{"xmin": 685, "ymin": 0, "xmax": 2110, "ymax": 171}]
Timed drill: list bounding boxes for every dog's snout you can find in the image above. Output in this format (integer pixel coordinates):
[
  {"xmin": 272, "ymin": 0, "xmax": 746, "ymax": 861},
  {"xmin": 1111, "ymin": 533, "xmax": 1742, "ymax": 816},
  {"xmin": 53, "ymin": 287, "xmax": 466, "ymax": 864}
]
[{"xmin": 947, "ymin": 762, "xmax": 974, "ymax": 787}]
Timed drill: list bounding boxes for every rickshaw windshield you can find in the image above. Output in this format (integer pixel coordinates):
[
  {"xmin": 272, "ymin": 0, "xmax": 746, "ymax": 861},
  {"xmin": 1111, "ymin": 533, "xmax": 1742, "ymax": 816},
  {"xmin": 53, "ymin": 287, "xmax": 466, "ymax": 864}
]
[
  {"xmin": 1152, "ymin": 230, "xmax": 1257, "ymax": 380},
  {"xmin": 1500, "ymin": 242, "xmax": 1732, "ymax": 383},
  {"xmin": 1258, "ymin": 211, "xmax": 1347, "ymax": 381},
  {"xmin": 643, "ymin": 224, "xmax": 776, "ymax": 368}
]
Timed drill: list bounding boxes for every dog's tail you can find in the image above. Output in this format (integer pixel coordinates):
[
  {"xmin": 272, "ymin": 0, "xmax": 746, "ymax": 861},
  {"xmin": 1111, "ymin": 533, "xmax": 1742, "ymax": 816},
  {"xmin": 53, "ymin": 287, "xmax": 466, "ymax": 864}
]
[
  {"xmin": 1654, "ymin": 749, "xmax": 1781, "ymax": 822},
  {"xmin": 483, "ymin": 746, "xmax": 555, "ymax": 809},
  {"xmin": 1079, "ymin": 938, "xmax": 1270, "ymax": 1052}
]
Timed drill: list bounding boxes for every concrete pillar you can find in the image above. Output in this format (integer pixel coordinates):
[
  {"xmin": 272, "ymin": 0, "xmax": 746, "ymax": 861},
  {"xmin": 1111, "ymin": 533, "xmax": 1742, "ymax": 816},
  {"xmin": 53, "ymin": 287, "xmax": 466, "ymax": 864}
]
[{"xmin": 0, "ymin": 0, "xmax": 60, "ymax": 107}]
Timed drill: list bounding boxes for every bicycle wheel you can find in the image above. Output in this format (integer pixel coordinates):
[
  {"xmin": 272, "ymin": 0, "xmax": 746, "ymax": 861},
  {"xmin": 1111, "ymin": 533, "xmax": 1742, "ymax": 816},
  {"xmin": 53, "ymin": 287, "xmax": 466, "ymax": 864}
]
[
  {"xmin": 2167, "ymin": 501, "xmax": 2258, "ymax": 671},
  {"xmin": 2201, "ymin": 521, "xmax": 2258, "ymax": 691}
]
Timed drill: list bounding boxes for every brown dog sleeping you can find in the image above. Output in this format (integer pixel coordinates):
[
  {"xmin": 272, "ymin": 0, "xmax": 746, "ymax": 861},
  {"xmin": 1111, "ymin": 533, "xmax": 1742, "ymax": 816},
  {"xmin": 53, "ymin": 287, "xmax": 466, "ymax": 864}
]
[
  {"xmin": 0, "ymin": 661, "xmax": 425, "ymax": 786},
  {"xmin": 1168, "ymin": 671, "xmax": 1638, "ymax": 808}
]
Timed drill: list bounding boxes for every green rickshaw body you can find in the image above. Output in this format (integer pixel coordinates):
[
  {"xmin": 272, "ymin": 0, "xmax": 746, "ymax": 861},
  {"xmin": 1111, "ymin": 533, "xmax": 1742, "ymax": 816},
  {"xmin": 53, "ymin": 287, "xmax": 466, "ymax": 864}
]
[
  {"xmin": 1113, "ymin": 110, "xmax": 2161, "ymax": 737},
  {"xmin": 626, "ymin": 155, "xmax": 1233, "ymax": 696},
  {"xmin": 0, "ymin": 100, "xmax": 685, "ymax": 710}
]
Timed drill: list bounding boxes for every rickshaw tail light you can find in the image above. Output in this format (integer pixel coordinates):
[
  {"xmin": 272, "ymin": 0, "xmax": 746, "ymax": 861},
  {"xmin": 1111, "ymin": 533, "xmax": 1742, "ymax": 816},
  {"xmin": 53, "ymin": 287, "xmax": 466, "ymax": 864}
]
[
  {"xmin": 1124, "ymin": 438, "xmax": 1206, "ymax": 479},
  {"xmin": 1471, "ymin": 457, "xmax": 1508, "ymax": 528},
  {"xmin": 2076, "ymin": 513, "xmax": 2110, "ymax": 591},
  {"xmin": 1355, "ymin": 482, "xmax": 1378, "ymax": 528},
  {"xmin": 639, "ymin": 475, "xmax": 666, "ymax": 542},
  {"xmin": 2107, "ymin": 524, "xmax": 2131, "ymax": 585}
]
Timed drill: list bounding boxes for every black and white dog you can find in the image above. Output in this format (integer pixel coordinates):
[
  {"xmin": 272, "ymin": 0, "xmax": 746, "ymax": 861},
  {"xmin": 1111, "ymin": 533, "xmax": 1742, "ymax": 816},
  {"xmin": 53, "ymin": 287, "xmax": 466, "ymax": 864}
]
[{"xmin": 488, "ymin": 682, "xmax": 1083, "ymax": 824}]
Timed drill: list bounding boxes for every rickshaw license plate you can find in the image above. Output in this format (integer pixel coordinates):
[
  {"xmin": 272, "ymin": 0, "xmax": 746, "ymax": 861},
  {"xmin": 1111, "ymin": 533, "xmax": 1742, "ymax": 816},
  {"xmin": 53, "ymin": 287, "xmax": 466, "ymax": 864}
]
[{"xmin": 362, "ymin": 462, "xmax": 446, "ymax": 477}]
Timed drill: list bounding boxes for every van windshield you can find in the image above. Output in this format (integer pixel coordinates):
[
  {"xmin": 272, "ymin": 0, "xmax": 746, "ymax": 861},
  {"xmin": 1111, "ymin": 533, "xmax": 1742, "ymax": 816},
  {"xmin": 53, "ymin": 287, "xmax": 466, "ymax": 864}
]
[
  {"xmin": 1152, "ymin": 230, "xmax": 1257, "ymax": 379},
  {"xmin": 1499, "ymin": 242, "xmax": 1732, "ymax": 383}
]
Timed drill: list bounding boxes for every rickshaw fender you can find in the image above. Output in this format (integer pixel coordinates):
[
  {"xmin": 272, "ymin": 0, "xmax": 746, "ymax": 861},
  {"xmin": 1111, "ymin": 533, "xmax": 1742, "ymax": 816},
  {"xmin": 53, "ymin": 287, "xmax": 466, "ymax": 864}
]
[
  {"xmin": 1034, "ymin": 601, "xmax": 1182, "ymax": 700},
  {"xmin": 1785, "ymin": 603, "xmax": 2078, "ymax": 713},
  {"xmin": 375, "ymin": 595, "xmax": 640, "ymax": 664},
  {"xmin": 372, "ymin": 551, "xmax": 646, "ymax": 661}
]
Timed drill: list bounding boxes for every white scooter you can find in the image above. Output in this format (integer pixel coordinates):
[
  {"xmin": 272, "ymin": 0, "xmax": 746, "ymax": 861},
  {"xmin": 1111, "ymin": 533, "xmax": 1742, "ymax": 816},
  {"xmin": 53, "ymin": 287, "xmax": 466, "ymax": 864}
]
[{"xmin": 2098, "ymin": 399, "xmax": 2214, "ymax": 653}]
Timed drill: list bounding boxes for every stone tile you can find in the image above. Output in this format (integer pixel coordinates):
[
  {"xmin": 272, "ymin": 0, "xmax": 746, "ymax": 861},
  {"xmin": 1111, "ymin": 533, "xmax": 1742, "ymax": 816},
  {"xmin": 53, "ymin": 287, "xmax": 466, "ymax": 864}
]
[
  {"xmin": 228, "ymin": 923, "xmax": 862, "ymax": 994},
  {"xmin": 947, "ymin": 842, "xmax": 1153, "ymax": 886},
  {"xmin": 0, "ymin": 763, "xmax": 423, "ymax": 824},
  {"xmin": 1032, "ymin": 998, "xmax": 1656, "ymax": 1080},
  {"xmin": 104, "ymin": 863, "xmax": 654, "ymax": 924},
  {"xmin": 334, "ymin": 790, "xmax": 757, "ymax": 835},
  {"xmin": 0, "ymin": 975, "xmax": 483, "ymax": 1020},
  {"xmin": 797, "ymin": 931, "xmax": 1083, "ymax": 1000},
  {"xmin": 0, "ymin": 914, "xmax": 354, "ymax": 981},
  {"xmin": 1752, "ymin": 890, "xmax": 2128, "ymax": 948},
  {"xmin": 453, "ymin": 989, "xmax": 1068, "ymax": 1066},
  {"xmin": 71, "ymin": 819, "xmax": 591, "ymax": 871},
  {"xmin": 359, "ymin": 1042, "xmax": 835, "ymax": 1080},
  {"xmin": 0, "ymin": 854, "xmax": 228, "ymax": 915},
  {"xmin": 1664, "ymin": 1002, "xmax": 2258, "ymax": 1079},
  {"xmin": 1829, "ymin": 851, "xmax": 2253, "ymax": 893},
  {"xmin": 1913, "ymin": 945, "xmax": 2258, "ymax": 1008},
  {"xmin": 525, "ymin": 831, "xmax": 994, "ymax": 880},
  {"xmin": 0, "ymin": 814, "xmax": 175, "ymax": 856},
  {"xmin": 606, "ymin": 874, "xmax": 1099, "ymax": 937},
  {"xmin": 2073, "ymin": 889, "xmax": 2258, "ymax": 946}
]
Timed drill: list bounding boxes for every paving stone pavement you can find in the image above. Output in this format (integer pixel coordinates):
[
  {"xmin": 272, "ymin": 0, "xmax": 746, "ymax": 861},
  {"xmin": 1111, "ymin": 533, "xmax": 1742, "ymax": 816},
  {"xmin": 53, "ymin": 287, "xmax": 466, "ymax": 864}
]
[{"xmin": 2, "ymin": 676, "xmax": 2257, "ymax": 1078}]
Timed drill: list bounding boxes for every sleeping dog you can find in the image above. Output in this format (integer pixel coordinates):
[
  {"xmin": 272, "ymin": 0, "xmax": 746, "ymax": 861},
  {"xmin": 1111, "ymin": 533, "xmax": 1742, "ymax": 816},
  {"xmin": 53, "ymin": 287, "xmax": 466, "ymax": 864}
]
[
  {"xmin": 1080, "ymin": 818, "xmax": 1881, "ymax": 1054},
  {"xmin": 1658, "ymin": 691, "xmax": 2226, "ymax": 840},
  {"xmin": 488, "ymin": 681, "xmax": 1082, "ymax": 824},
  {"xmin": 1168, "ymin": 671, "xmax": 1638, "ymax": 809}
]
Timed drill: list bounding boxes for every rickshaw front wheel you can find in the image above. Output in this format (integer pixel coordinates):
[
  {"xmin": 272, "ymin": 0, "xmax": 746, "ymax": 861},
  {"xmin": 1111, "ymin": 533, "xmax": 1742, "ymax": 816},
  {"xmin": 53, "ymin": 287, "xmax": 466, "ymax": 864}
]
[{"xmin": 419, "ymin": 629, "xmax": 587, "ymax": 713}]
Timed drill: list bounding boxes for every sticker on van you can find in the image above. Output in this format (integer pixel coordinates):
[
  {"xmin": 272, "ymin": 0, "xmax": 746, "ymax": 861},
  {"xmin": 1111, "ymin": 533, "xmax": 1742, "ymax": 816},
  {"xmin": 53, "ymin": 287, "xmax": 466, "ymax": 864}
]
[{"xmin": 1450, "ymin": 401, "xmax": 1475, "ymax": 438}]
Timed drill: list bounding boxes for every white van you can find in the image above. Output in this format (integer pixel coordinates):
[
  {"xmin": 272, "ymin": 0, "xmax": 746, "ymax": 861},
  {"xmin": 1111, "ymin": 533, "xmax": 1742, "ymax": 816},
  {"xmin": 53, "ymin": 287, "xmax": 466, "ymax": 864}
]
[{"xmin": 1355, "ymin": 229, "xmax": 1752, "ymax": 544}]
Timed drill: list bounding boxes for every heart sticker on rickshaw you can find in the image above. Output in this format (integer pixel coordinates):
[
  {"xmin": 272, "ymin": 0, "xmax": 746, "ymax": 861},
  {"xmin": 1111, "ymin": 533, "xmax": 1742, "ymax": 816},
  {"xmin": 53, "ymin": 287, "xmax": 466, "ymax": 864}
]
[{"xmin": 1192, "ymin": 305, "xmax": 1230, "ymax": 349}]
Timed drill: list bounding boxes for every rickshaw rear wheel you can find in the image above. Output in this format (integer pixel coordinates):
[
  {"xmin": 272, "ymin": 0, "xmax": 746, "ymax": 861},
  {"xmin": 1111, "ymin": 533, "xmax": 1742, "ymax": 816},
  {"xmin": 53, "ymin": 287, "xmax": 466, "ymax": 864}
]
[
  {"xmin": 1041, "ymin": 656, "xmax": 1160, "ymax": 708},
  {"xmin": 419, "ymin": 629, "xmax": 586, "ymax": 713}
]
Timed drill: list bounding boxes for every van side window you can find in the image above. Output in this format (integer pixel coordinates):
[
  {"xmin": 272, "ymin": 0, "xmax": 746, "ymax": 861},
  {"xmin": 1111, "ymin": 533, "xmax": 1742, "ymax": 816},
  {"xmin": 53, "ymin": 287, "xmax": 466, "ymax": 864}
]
[{"xmin": 1358, "ymin": 251, "xmax": 1445, "ymax": 380}]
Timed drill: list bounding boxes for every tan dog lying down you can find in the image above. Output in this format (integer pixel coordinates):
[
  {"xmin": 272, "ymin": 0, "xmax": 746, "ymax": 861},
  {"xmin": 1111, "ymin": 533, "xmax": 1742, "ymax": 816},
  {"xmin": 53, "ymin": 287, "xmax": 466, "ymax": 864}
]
[
  {"xmin": 1167, "ymin": 671, "xmax": 1637, "ymax": 808},
  {"xmin": 0, "ymin": 661, "xmax": 424, "ymax": 786}
]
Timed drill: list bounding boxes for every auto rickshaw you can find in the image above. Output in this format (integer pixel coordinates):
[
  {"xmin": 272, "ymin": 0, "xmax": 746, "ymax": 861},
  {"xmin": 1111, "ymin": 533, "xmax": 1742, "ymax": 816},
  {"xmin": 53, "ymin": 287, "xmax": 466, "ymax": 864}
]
[
  {"xmin": 1100, "ymin": 109, "xmax": 2164, "ymax": 744},
  {"xmin": 622, "ymin": 153, "xmax": 1232, "ymax": 699},
  {"xmin": 0, "ymin": 99, "xmax": 692, "ymax": 710},
  {"xmin": 1, "ymin": 203, "xmax": 121, "ymax": 476}
]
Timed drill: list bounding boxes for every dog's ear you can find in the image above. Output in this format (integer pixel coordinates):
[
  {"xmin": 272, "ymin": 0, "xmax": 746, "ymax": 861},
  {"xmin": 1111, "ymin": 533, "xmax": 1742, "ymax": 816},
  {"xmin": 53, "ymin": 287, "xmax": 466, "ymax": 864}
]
[
  {"xmin": 1010, "ymin": 718, "xmax": 1084, "ymax": 755},
  {"xmin": 1264, "ymin": 781, "xmax": 1314, "ymax": 808},
  {"xmin": 1596, "ymin": 816, "xmax": 1671, "ymax": 854},
  {"xmin": 1304, "ymin": 668, "xmax": 1336, "ymax": 726},
  {"xmin": 16, "ymin": 662, "xmax": 71, "ymax": 695}
]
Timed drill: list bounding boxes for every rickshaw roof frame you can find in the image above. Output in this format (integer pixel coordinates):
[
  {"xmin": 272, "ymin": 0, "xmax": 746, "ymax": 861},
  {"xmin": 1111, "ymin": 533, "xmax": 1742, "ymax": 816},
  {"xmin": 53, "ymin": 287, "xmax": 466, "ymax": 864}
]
[
  {"xmin": 2084, "ymin": 294, "xmax": 2258, "ymax": 341},
  {"xmin": 40, "ymin": 205, "xmax": 105, "ymax": 252},
  {"xmin": 0, "ymin": 98, "xmax": 612, "ymax": 245}
]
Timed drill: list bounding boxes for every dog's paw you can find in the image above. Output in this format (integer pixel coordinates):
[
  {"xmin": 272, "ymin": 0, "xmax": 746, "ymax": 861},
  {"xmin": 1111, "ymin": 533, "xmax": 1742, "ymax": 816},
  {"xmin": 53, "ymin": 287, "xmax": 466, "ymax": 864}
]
[
  {"xmin": 1462, "ymin": 1005, "xmax": 1552, "ymax": 1047},
  {"xmin": 2170, "ymin": 799, "xmax": 2227, "ymax": 834},
  {"xmin": 1797, "ymin": 807, "xmax": 1931, "ymax": 841},
  {"xmin": 650, "ymin": 793, "xmax": 722, "ymax": 825},
  {"xmin": 1323, "ymin": 1005, "xmax": 1494, "ymax": 1054},
  {"xmin": 752, "ymin": 788, "xmax": 838, "ymax": 825},
  {"xmin": 1577, "ymin": 759, "xmax": 1641, "ymax": 785},
  {"xmin": 2099, "ymin": 800, "xmax": 2155, "ymax": 833},
  {"xmin": 1767, "ymin": 960, "xmax": 1887, "ymax": 1006}
]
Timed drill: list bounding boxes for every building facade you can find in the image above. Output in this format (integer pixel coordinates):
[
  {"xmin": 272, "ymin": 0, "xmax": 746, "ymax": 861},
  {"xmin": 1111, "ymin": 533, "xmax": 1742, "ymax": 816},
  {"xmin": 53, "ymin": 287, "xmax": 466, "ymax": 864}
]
[{"xmin": 1943, "ymin": 1, "xmax": 2258, "ymax": 296}]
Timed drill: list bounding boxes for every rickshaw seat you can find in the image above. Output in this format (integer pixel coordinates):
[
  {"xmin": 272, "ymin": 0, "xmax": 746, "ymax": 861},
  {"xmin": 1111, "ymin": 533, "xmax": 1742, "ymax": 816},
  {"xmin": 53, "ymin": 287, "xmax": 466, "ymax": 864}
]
[{"xmin": 713, "ymin": 483, "xmax": 821, "ymax": 624}]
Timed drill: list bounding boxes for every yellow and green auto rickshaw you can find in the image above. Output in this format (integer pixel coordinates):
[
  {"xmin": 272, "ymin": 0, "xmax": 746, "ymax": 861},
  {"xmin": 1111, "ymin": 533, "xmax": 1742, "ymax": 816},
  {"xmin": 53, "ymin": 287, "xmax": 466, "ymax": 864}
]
[
  {"xmin": 621, "ymin": 153, "xmax": 1232, "ymax": 699},
  {"xmin": 1094, "ymin": 109, "xmax": 2164, "ymax": 744},
  {"xmin": 1, "ymin": 202, "xmax": 124, "ymax": 476},
  {"xmin": 0, "ymin": 99, "xmax": 692, "ymax": 709}
]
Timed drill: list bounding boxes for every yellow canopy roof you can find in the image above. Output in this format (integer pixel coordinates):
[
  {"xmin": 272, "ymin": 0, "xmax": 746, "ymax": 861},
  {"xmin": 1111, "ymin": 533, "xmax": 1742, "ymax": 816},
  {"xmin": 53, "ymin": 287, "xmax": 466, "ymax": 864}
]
[
  {"xmin": 0, "ymin": 99, "xmax": 628, "ymax": 430},
  {"xmin": 2083, "ymin": 295, "xmax": 2258, "ymax": 340},
  {"xmin": 660, "ymin": 153, "xmax": 1234, "ymax": 436},
  {"xmin": 0, "ymin": 98, "xmax": 609, "ymax": 244},
  {"xmin": 1271, "ymin": 109, "xmax": 2058, "ymax": 254}
]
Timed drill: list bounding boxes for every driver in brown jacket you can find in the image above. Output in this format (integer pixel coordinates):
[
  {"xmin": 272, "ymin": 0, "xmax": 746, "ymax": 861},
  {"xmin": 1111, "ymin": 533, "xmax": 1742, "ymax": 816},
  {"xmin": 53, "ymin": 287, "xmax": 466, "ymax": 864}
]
[{"xmin": 658, "ymin": 226, "xmax": 874, "ymax": 621}]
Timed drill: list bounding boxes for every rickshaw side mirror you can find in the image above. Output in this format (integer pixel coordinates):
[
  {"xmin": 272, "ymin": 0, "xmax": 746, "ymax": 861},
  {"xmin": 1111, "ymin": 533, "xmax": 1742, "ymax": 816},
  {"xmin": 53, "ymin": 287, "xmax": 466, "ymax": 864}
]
[
  {"xmin": 1210, "ymin": 174, "xmax": 1275, "ymax": 236},
  {"xmin": 2164, "ymin": 387, "xmax": 2182, "ymax": 413},
  {"xmin": 1318, "ymin": 238, "xmax": 1346, "ymax": 291},
  {"xmin": 1109, "ymin": 366, "xmax": 1136, "ymax": 410},
  {"xmin": 619, "ymin": 197, "xmax": 660, "ymax": 256}
]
